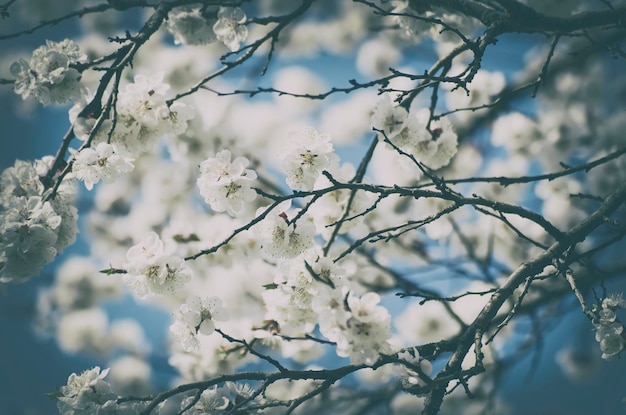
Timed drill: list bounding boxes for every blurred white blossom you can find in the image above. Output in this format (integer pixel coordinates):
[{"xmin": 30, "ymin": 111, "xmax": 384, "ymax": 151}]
[
  {"xmin": 11, "ymin": 39, "xmax": 86, "ymax": 105},
  {"xmin": 213, "ymin": 7, "xmax": 248, "ymax": 52}
]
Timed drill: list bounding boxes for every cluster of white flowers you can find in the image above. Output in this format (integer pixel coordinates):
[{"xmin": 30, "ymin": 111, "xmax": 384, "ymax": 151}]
[
  {"xmin": 593, "ymin": 293, "xmax": 626, "ymax": 360},
  {"xmin": 180, "ymin": 382, "xmax": 257, "ymax": 415},
  {"xmin": 170, "ymin": 296, "xmax": 229, "ymax": 352},
  {"xmin": 56, "ymin": 366, "xmax": 147, "ymax": 415},
  {"xmin": 35, "ymin": 157, "xmax": 79, "ymax": 252},
  {"xmin": 213, "ymin": 7, "xmax": 248, "ymax": 52},
  {"xmin": 0, "ymin": 195, "xmax": 60, "ymax": 282},
  {"xmin": 263, "ymin": 255, "xmax": 346, "ymax": 336},
  {"xmin": 282, "ymin": 127, "xmax": 336, "ymax": 191},
  {"xmin": 197, "ymin": 150, "xmax": 257, "ymax": 216},
  {"xmin": 257, "ymin": 247, "xmax": 400, "ymax": 367},
  {"xmin": 254, "ymin": 206, "xmax": 316, "ymax": 259},
  {"xmin": 0, "ymin": 159, "xmax": 77, "ymax": 282},
  {"xmin": 123, "ymin": 231, "xmax": 192, "ymax": 298},
  {"xmin": 166, "ymin": 6, "xmax": 248, "ymax": 51},
  {"xmin": 166, "ymin": 6, "xmax": 218, "ymax": 45},
  {"xmin": 10, "ymin": 39, "xmax": 86, "ymax": 105},
  {"xmin": 70, "ymin": 142, "xmax": 134, "ymax": 190},
  {"xmin": 263, "ymin": 259, "xmax": 321, "ymax": 336},
  {"xmin": 70, "ymin": 72, "xmax": 195, "ymax": 156},
  {"xmin": 322, "ymin": 291, "xmax": 394, "ymax": 365},
  {"xmin": 371, "ymin": 94, "xmax": 458, "ymax": 170},
  {"xmin": 56, "ymin": 367, "xmax": 116, "ymax": 415}
]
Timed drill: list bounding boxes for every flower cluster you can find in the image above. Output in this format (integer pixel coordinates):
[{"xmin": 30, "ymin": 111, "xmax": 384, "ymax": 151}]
[
  {"xmin": 0, "ymin": 196, "xmax": 60, "ymax": 282},
  {"xmin": 180, "ymin": 382, "xmax": 257, "ymax": 415},
  {"xmin": 56, "ymin": 367, "xmax": 115, "ymax": 415},
  {"xmin": 322, "ymin": 291, "xmax": 394, "ymax": 365},
  {"xmin": 282, "ymin": 127, "xmax": 336, "ymax": 191},
  {"xmin": 254, "ymin": 207, "xmax": 316, "ymax": 259},
  {"xmin": 166, "ymin": 6, "xmax": 218, "ymax": 45},
  {"xmin": 213, "ymin": 7, "xmax": 248, "ymax": 52},
  {"xmin": 593, "ymin": 293, "xmax": 626, "ymax": 360},
  {"xmin": 170, "ymin": 296, "xmax": 229, "ymax": 352},
  {"xmin": 70, "ymin": 142, "xmax": 134, "ymax": 190},
  {"xmin": 197, "ymin": 150, "xmax": 257, "ymax": 216},
  {"xmin": 123, "ymin": 232, "xmax": 192, "ymax": 298},
  {"xmin": 263, "ymin": 258, "xmax": 321, "ymax": 336},
  {"xmin": 0, "ymin": 159, "xmax": 77, "ymax": 282},
  {"xmin": 11, "ymin": 39, "xmax": 86, "ymax": 105},
  {"xmin": 56, "ymin": 367, "xmax": 146, "ymax": 415},
  {"xmin": 371, "ymin": 94, "xmax": 458, "ymax": 170},
  {"xmin": 70, "ymin": 73, "xmax": 195, "ymax": 155}
]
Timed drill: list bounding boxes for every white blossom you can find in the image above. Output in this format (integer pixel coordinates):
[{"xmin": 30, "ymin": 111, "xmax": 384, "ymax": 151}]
[
  {"xmin": 395, "ymin": 301, "xmax": 461, "ymax": 344},
  {"xmin": 320, "ymin": 291, "xmax": 394, "ymax": 365},
  {"xmin": 599, "ymin": 332, "xmax": 625, "ymax": 360},
  {"xmin": 603, "ymin": 293, "xmax": 626, "ymax": 309},
  {"xmin": 0, "ymin": 159, "xmax": 78, "ymax": 282},
  {"xmin": 111, "ymin": 73, "xmax": 195, "ymax": 154},
  {"xmin": 370, "ymin": 94, "xmax": 408, "ymax": 139},
  {"xmin": 56, "ymin": 308, "xmax": 109, "ymax": 355},
  {"xmin": 71, "ymin": 143, "xmax": 134, "ymax": 190},
  {"xmin": 197, "ymin": 150, "xmax": 257, "ymax": 216},
  {"xmin": 0, "ymin": 196, "xmax": 61, "ymax": 282},
  {"xmin": 107, "ymin": 356, "xmax": 151, "ymax": 396},
  {"xmin": 397, "ymin": 348, "xmax": 433, "ymax": 387},
  {"xmin": 593, "ymin": 295, "xmax": 626, "ymax": 360},
  {"xmin": 33, "ymin": 156, "xmax": 78, "ymax": 254},
  {"xmin": 213, "ymin": 7, "xmax": 248, "ymax": 52},
  {"xmin": 282, "ymin": 127, "xmax": 336, "ymax": 191},
  {"xmin": 57, "ymin": 367, "xmax": 117, "ymax": 415},
  {"xmin": 51, "ymin": 256, "xmax": 123, "ymax": 311},
  {"xmin": 254, "ymin": 208, "xmax": 316, "ymax": 259},
  {"xmin": 181, "ymin": 387, "xmax": 230, "ymax": 414},
  {"xmin": 170, "ymin": 296, "xmax": 229, "ymax": 352},
  {"xmin": 402, "ymin": 108, "xmax": 458, "ymax": 170},
  {"xmin": 262, "ymin": 258, "xmax": 320, "ymax": 335},
  {"xmin": 11, "ymin": 39, "xmax": 86, "ymax": 105},
  {"xmin": 167, "ymin": 6, "xmax": 218, "ymax": 45},
  {"xmin": 1, "ymin": 159, "xmax": 44, "ymax": 199},
  {"xmin": 123, "ymin": 232, "xmax": 191, "ymax": 298}
]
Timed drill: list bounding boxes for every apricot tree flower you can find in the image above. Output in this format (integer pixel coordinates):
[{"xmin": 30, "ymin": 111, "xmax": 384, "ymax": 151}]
[
  {"xmin": 10, "ymin": 39, "xmax": 86, "ymax": 105},
  {"xmin": 197, "ymin": 150, "xmax": 257, "ymax": 216},
  {"xmin": 170, "ymin": 296, "xmax": 229, "ymax": 352},
  {"xmin": 71, "ymin": 143, "xmax": 134, "ymax": 190},
  {"xmin": 332, "ymin": 292, "xmax": 394, "ymax": 365},
  {"xmin": 254, "ymin": 208, "xmax": 316, "ymax": 259},
  {"xmin": 167, "ymin": 6, "xmax": 217, "ymax": 45},
  {"xmin": 123, "ymin": 232, "xmax": 191, "ymax": 298},
  {"xmin": 213, "ymin": 7, "xmax": 248, "ymax": 52},
  {"xmin": 282, "ymin": 127, "xmax": 336, "ymax": 191},
  {"xmin": 56, "ymin": 367, "xmax": 116, "ymax": 415},
  {"xmin": 594, "ymin": 293, "xmax": 626, "ymax": 360},
  {"xmin": 370, "ymin": 93, "xmax": 408, "ymax": 139}
]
